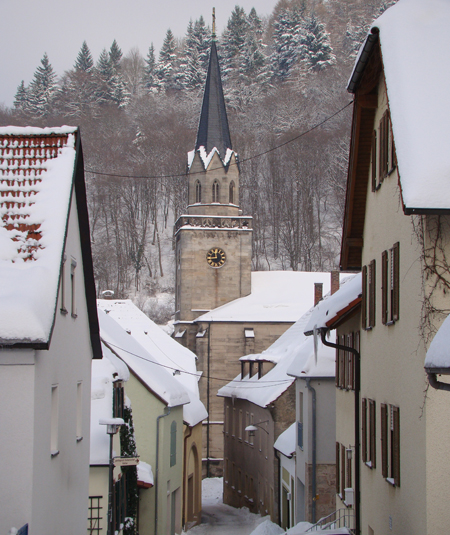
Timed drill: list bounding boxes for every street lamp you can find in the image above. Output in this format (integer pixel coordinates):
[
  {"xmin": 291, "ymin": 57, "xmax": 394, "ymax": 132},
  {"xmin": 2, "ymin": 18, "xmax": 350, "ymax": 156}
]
[
  {"xmin": 245, "ymin": 420, "xmax": 270, "ymax": 438},
  {"xmin": 100, "ymin": 418, "xmax": 124, "ymax": 535}
]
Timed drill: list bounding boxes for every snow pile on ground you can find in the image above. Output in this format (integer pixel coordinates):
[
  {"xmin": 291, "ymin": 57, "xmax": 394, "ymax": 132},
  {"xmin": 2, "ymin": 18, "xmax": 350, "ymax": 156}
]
[
  {"xmin": 249, "ymin": 518, "xmax": 284, "ymax": 535},
  {"xmin": 201, "ymin": 477, "xmax": 224, "ymax": 506}
]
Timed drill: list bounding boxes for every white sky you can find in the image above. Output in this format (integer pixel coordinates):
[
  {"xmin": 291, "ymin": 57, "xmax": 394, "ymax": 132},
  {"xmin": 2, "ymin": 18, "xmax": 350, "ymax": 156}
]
[{"xmin": 0, "ymin": 0, "xmax": 277, "ymax": 108}]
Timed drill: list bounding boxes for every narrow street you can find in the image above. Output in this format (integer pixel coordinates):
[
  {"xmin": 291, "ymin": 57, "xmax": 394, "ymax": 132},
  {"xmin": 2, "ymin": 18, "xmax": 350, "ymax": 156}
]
[{"xmin": 187, "ymin": 478, "xmax": 267, "ymax": 535}]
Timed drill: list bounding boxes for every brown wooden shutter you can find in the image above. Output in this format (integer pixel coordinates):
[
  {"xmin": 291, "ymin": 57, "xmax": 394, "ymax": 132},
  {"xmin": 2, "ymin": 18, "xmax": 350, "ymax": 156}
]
[
  {"xmin": 381, "ymin": 250, "xmax": 388, "ymax": 325},
  {"xmin": 392, "ymin": 242, "xmax": 400, "ymax": 321},
  {"xmin": 381, "ymin": 403, "xmax": 388, "ymax": 478},
  {"xmin": 342, "ymin": 334, "xmax": 348, "ymax": 389},
  {"xmin": 339, "ymin": 335, "xmax": 345, "ymax": 388},
  {"xmin": 362, "ymin": 265, "xmax": 367, "ymax": 330},
  {"xmin": 362, "ymin": 398, "xmax": 367, "ymax": 463},
  {"xmin": 379, "ymin": 112, "xmax": 388, "ymax": 180},
  {"xmin": 369, "ymin": 399, "xmax": 376, "ymax": 468},
  {"xmin": 348, "ymin": 332, "xmax": 354, "ymax": 390},
  {"xmin": 371, "ymin": 130, "xmax": 377, "ymax": 191},
  {"xmin": 336, "ymin": 442, "xmax": 341, "ymax": 494},
  {"xmin": 369, "ymin": 260, "xmax": 376, "ymax": 328},
  {"xmin": 347, "ymin": 450, "xmax": 352, "ymax": 489},
  {"xmin": 393, "ymin": 406, "xmax": 400, "ymax": 486},
  {"xmin": 341, "ymin": 444, "xmax": 346, "ymax": 494},
  {"xmin": 335, "ymin": 346, "xmax": 340, "ymax": 388}
]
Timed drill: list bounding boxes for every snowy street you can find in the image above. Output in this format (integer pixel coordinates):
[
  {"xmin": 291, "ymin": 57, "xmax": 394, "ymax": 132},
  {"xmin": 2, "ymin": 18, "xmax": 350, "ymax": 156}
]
[{"xmin": 187, "ymin": 478, "xmax": 269, "ymax": 535}]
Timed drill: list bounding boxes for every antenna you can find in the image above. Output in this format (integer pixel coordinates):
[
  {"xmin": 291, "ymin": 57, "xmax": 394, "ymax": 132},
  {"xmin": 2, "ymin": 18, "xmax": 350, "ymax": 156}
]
[{"xmin": 212, "ymin": 7, "xmax": 216, "ymax": 41}]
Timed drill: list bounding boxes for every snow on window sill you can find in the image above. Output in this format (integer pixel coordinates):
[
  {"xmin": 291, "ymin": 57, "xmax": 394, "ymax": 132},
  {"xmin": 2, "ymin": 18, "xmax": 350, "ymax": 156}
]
[
  {"xmin": 386, "ymin": 320, "xmax": 395, "ymax": 326},
  {"xmin": 386, "ymin": 477, "xmax": 396, "ymax": 487},
  {"xmin": 71, "ymin": 313, "xmax": 78, "ymax": 319},
  {"xmin": 51, "ymin": 449, "xmax": 60, "ymax": 457},
  {"xmin": 365, "ymin": 461, "xmax": 373, "ymax": 469},
  {"xmin": 76, "ymin": 436, "xmax": 83, "ymax": 442},
  {"xmin": 60, "ymin": 307, "xmax": 68, "ymax": 315}
]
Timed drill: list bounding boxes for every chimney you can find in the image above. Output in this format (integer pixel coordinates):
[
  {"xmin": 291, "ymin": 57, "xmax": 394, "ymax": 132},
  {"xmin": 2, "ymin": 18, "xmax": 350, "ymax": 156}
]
[
  {"xmin": 331, "ymin": 270, "xmax": 340, "ymax": 295},
  {"xmin": 314, "ymin": 283, "xmax": 323, "ymax": 306}
]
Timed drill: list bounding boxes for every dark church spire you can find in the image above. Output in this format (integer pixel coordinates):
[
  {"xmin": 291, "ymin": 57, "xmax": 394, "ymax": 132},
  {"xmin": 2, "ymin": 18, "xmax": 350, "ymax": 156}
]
[{"xmin": 195, "ymin": 38, "xmax": 232, "ymax": 159}]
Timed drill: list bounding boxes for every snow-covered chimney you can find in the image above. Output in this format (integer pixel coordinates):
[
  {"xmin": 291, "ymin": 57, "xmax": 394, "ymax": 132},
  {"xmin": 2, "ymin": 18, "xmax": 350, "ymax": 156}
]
[
  {"xmin": 314, "ymin": 283, "xmax": 323, "ymax": 306},
  {"xmin": 331, "ymin": 270, "xmax": 340, "ymax": 295}
]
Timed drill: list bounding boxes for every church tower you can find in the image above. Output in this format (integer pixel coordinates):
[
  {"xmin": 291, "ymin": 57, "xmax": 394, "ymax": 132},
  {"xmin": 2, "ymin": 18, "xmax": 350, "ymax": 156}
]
[{"xmin": 174, "ymin": 36, "xmax": 253, "ymax": 349}]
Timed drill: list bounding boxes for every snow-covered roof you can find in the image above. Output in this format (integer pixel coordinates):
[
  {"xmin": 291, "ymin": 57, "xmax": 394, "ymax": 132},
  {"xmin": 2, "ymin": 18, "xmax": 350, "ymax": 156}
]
[
  {"xmin": 351, "ymin": 0, "xmax": 450, "ymax": 212},
  {"xmin": 98, "ymin": 308, "xmax": 190, "ymax": 409},
  {"xmin": 188, "ymin": 146, "xmax": 235, "ymax": 171},
  {"xmin": 137, "ymin": 461, "xmax": 154, "ymax": 488},
  {"xmin": 197, "ymin": 271, "xmax": 333, "ymax": 323},
  {"xmin": 0, "ymin": 126, "xmax": 79, "ymax": 345},
  {"xmin": 425, "ymin": 314, "xmax": 450, "ymax": 370},
  {"xmin": 303, "ymin": 273, "xmax": 361, "ymax": 335},
  {"xmin": 97, "ymin": 300, "xmax": 206, "ymax": 425},
  {"xmin": 274, "ymin": 422, "xmax": 296, "ymax": 458},
  {"xmin": 90, "ymin": 346, "xmax": 129, "ymax": 465}
]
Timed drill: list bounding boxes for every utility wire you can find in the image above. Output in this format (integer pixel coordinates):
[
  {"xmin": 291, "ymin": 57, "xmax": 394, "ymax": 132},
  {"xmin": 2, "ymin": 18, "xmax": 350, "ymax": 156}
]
[
  {"xmin": 104, "ymin": 340, "xmax": 293, "ymax": 388},
  {"xmin": 85, "ymin": 100, "xmax": 353, "ymax": 181}
]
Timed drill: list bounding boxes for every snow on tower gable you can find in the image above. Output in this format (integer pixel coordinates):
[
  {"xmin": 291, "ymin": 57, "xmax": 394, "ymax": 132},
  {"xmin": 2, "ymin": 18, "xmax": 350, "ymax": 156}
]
[{"xmin": 195, "ymin": 41, "xmax": 232, "ymax": 160}]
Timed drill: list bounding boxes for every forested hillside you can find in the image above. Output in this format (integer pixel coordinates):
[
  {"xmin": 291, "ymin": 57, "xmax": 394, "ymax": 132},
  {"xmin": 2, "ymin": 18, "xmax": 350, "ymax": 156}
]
[{"xmin": 0, "ymin": 0, "xmax": 396, "ymax": 321}]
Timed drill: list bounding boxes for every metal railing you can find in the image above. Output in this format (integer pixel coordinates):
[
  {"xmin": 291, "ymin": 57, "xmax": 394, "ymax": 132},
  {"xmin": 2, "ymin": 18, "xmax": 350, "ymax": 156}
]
[{"xmin": 305, "ymin": 508, "xmax": 355, "ymax": 532}]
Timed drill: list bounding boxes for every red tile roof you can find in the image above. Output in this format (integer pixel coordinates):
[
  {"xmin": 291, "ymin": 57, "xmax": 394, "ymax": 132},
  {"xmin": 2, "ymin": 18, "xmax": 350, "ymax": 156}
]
[{"xmin": 0, "ymin": 132, "xmax": 74, "ymax": 261}]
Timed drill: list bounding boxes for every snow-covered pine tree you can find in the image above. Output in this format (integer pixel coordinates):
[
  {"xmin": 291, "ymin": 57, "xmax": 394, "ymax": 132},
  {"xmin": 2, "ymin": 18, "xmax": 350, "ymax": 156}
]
[
  {"xmin": 157, "ymin": 29, "xmax": 180, "ymax": 92},
  {"xmin": 271, "ymin": 7, "xmax": 304, "ymax": 82},
  {"xmin": 193, "ymin": 16, "xmax": 211, "ymax": 73},
  {"xmin": 220, "ymin": 6, "xmax": 249, "ymax": 82},
  {"xmin": 95, "ymin": 48, "xmax": 114, "ymax": 104},
  {"xmin": 27, "ymin": 53, "xmax": 58, "ymax": 118},
  {"xmin": 108, "ymin": 40, "xmax": 129, "ymax": 107},
  {"xmin": 143, "ymin": 44, "xmax": 160, "ymax": 93},
  {"xmin": 239, "ymin": 8, "xmax": 267, "ymax": 84},
  {"xmin": 13, "ymin": 80, "xmax": 28, "ymax": 112},
  {"xmin": 300, "ymin": 14, "xmax": 336, "ymax": 72},
  {"xmin": 184, "ymin": 47, "xmax": 203, "ymax": 91},
  {"xmin": 75, "ymin": 41, "xmax": 94, "ymax": 72}
]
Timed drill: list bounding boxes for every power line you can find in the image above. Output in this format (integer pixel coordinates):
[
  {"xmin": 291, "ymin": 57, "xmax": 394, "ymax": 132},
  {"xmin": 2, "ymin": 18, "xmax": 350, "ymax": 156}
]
[
  {"xmin": 104, "ymin": 340, "xmax": 293, "ymax": 389},
  {"xmin": 84, "ymin": 100, "xmax": 353, "ymax": 180}
]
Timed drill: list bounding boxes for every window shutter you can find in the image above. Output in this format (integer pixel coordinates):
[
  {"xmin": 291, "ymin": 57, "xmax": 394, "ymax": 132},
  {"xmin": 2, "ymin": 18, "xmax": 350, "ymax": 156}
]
[
  {"xmin": 381, "ymin": 250, "xmax": 388, "ymax": 325},
  {"xmin": 371, "ymin": 130, "xmax": 377, "ymax": 191},
  {"xmin": 392, "ymin": 242, "xmax": 400, "ymax": 321},
  {"xmin": 369, "ymin": 260, "xmax": 376, "ymax": 328},
  {"xmin": 298, "ymin": 421, "xmax": 303, "ymax": 449},
  {"xmin": 340, "ymin": 335, "xmax": 345, "ymax": 388},
  {"xmin": 362, "ymin": 398, "xmax": 367, "ymax": 463},
  {"xmin": 341, "ymin": 444, "xmax": 346, "ymax": 495},
  {"xmin": 369, "ymin": 399, "xmax": 376, "ymax": 468},
  {"xmin": 347, "ymin": 333, "xmax": 354, "ymax": 390},
  {"xmin": 362, "ymin": 266, "xmax": 367, "ymax": 330},
  {"xmin": 335, "ymin": 346, "xmax": 340, "ymax": 388},
  {"xmin": 170, "ymin": 421, "xmax": 177, "ymax": 467},
  {"xmin": 393, "ymin": 406, "xmax": 400, "ymax": 486},
  {"xmin": 342, "ymin": 335, "xmax": 348, "ymax": 389},
  {"xmin": 381, "ymin": 404, "xmax": 388, "ymax": 478},
  {"xmin": 347, "ymin": 450, "xmax": 352, "ymax": 489},
  {"xmin": 336, "ymin": 442, "xmax": 340, "ymax": 495}
]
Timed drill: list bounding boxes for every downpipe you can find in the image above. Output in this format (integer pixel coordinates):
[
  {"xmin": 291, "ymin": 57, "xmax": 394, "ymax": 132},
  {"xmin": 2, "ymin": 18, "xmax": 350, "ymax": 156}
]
[{"xmin": 321, "ymin": 329, "xmax": 361, "ymax": 535}]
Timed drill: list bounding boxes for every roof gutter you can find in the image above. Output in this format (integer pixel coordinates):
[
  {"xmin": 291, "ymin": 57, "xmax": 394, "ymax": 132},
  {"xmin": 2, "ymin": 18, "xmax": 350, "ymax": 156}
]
[
  {"xmin": 347, "ymin": 28, "xmax": 379, "ymax": 94},
  {"xmin": 426, "ymin": 370, "xmax": 450, "ymax": 392}
]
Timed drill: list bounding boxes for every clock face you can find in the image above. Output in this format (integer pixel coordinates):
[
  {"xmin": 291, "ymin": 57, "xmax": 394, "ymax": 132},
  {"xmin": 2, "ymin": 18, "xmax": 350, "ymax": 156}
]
[{"xmin": 206, "ymin": 247, "xmax": 226, "ymax": 268}]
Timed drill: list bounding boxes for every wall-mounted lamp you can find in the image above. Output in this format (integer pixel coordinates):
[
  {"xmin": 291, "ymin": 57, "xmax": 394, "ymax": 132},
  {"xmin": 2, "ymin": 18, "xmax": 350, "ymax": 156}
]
[{"xmin": 245, "ymin": 420, "xmax": 270, "ymax": 437}]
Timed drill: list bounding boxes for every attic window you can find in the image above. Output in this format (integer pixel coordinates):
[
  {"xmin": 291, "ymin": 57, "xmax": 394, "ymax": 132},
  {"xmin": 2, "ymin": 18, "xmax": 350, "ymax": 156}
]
[
  {"xmin": 196, "ymin": 330, "xmax": 207, "ymax": 338},
  {"xmin": 175, "ymin": 329, "xmax": 186, "ymax": 338},
  {"xmin": 244, "ymin": 328, "xmax": 254, "ymax": 338}
]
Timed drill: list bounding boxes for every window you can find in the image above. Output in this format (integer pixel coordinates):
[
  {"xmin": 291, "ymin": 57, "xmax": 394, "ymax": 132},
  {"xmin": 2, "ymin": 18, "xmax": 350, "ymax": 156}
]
[
  {"xmin": 381, "ymin": 404, "xmax": 400, "ymax": 486},
  {"xmin": 298, "ymin": 392, "xmax": 303, "ymax": 449},
  {"xmin": 346, "ymin": 333, "xmax": 354, "ymax": 390},
  {"xmin": 195, "ymin": 180, "xmax": 201, "ymax": 203},
  {"xmin": 51, "ymin": 385, "xmax": 59, "ymax": 456},
  {"xmin": 362, "ymin": 399, "xmax": 376, "ymax": 468},
  {"xmin": 245, "ymin": 411, "xmax": 249, "ymax": 443},
  {"xmin": 60, "ymin": 253, "xmax": 68, "ymax": 314},
  {"xmin": 336, "ymin": 442, "xmax": 341, "ymax": 495},
  {"xmin": 170, "ymin": 420, "xmax": 177, "ymax": 466},
  {"xmin": 249, "ymin": 413, "xmax": 254, "ymax": 446},
  {"xmin": 232, "ymin": 407, "xmax": 236, "ymax": 438},
  {"xmin": 382, "ymin": 242, "xmax": 400, "ymax": 325},
  {"xmin": 71, "ymin": 259, "xmax": 77, "ymax": 318},
  {"xmin": 76, "ymin": 381, "xmax": 83, "ymax": 441},
  {"xmin": 336, "ymin": 333, "xmax": 356, "ymax": 391},
  {"xmin": 362, "ymin": 260, "xmax": 376, "ymax": 330},
  {"xmin": 113, "ymin": 383, "xmax": 124, "ymax": 419},
  {"xmin": 229, "ymin": 181, "xmax": 235, "ymax": 204},
  {"xmin": 238, "ymin": 410, "xmax": 243, "ymax": 441},
  {"xmin": 371, "ymin": 110, "xmax": 396, "ymax": 192},
  {"xmin": 212, "ymin": 180, "xmax": 220, "ymax": 203},
  {"xmin": 341, "ymin": 444, "xmax": 346, "ymax": 496},
  {"xmin": 88, "ymin": 496, "xmax": 103, "ymax": 534},
  {"xmin": 225, "ymin": 405, "xmax": 230, "ymax": 435}
]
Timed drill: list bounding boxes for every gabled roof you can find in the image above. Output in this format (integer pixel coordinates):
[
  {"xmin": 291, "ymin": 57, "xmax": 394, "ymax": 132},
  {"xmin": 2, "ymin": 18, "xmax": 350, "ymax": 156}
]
[
  {"xmin": 424, "ymin": 313, "xmax": 450, "ymax": 373},
  {"xmin": 98, "ymin": 300, "xmax": 207, "ymax": 426},
  {"xmin": 196, "ymin": 271, "xmax": 333, "ymax": 324},
  {"xmin": 98, "ymin": 308, "xmax": 190, "ymax": 409},
  {"xmin": 0, "ymin": 126, "xmax": 101, "ymax": 356},
  {"xmin": 274, "ymin": 422, "xmax": 296, "ymax": 458},
  {"xmin": 195, "ymin": 41, "xmax": 232, "ymax": 160},
  {"xmin": 342, "ymin": 0, "xmax": 450, "ymax": 268}
]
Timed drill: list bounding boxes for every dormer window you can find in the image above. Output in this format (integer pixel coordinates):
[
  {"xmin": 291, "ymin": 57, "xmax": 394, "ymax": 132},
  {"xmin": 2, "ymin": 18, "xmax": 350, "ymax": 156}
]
[
  {"xmin": 195, "ymin": 180, "xmax": 202, "ymax": 203},
  {"xmin": 212, "ymin": 180, "xmax": 220, "ymax": 203},
  {"xmin": 229, "ymin": 181, "xmax": 235, "ymax": 204}
]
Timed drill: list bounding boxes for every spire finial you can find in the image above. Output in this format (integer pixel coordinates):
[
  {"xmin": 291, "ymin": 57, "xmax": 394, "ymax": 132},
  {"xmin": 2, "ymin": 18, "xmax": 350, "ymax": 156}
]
[{"xmin": 212, "ymin": 8, "xmax": 216, "ymax": 42}]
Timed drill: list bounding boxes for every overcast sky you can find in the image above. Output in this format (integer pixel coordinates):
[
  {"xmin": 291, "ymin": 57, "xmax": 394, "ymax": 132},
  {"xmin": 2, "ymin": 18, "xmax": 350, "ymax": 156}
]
[{"xmin": 0, "ymin": 0, "xmax": 277, "ymax": 108}]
